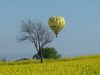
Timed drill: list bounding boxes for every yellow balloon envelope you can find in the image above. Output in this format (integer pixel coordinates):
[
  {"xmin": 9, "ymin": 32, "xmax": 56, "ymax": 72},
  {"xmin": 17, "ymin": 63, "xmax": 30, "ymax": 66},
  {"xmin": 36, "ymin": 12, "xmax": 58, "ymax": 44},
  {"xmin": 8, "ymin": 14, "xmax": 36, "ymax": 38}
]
[{"xmin": 48, "ymin": 16, "xmax": 65, "ymax": 37}]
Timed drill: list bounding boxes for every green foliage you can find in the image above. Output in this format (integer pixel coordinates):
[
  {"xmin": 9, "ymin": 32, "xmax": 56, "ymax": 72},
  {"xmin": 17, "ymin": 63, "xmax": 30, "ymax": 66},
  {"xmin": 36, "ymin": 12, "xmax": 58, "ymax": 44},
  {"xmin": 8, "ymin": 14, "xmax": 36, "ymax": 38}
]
[
  {"xmin": 33, "ymin": 47, "xmax": 61, "ymax": 59},
  {"xmin": 43, "ymin": 47, "xmax": 61, "ymax": 59}
]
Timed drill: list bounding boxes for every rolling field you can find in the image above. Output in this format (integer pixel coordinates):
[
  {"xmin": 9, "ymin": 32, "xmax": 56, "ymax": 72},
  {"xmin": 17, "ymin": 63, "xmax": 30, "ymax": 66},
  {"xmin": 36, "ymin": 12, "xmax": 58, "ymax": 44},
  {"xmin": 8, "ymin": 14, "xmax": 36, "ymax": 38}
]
[{"xmin": 0, "ymin": 55, "xmax": 100, "ymax": 75}]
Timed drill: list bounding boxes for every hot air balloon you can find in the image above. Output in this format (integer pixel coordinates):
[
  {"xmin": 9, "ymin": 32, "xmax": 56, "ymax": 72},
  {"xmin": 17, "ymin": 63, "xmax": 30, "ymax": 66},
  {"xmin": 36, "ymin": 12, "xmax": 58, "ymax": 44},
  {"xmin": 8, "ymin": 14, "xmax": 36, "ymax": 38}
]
[{"xmin": 48, "ymin": 16, "xmax": 65, "ymax": 37}]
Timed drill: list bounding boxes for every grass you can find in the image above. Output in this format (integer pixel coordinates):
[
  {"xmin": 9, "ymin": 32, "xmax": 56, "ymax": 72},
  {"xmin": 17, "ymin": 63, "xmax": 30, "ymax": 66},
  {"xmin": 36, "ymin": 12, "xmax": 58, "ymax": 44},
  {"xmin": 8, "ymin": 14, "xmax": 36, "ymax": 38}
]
[{"xmin": 0, "ymin": 54, "xmax": 100, "ymax": 75}]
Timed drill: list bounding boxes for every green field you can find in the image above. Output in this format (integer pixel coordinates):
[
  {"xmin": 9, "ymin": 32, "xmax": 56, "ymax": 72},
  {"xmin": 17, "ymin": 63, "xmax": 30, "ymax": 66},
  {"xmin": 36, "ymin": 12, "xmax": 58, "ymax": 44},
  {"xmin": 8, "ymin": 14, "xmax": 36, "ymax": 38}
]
[{"xmin": 0, "ymin": 55, "xmax": 100, "ymax": 75}]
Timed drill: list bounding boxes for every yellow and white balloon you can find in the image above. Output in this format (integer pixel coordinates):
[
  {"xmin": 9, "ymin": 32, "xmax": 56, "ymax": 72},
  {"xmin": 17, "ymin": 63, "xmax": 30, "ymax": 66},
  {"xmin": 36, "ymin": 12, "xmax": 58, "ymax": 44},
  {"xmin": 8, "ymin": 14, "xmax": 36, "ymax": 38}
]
[{"xmin": 48, "ymin": 16, "xmax": 65, "ymax": 37}]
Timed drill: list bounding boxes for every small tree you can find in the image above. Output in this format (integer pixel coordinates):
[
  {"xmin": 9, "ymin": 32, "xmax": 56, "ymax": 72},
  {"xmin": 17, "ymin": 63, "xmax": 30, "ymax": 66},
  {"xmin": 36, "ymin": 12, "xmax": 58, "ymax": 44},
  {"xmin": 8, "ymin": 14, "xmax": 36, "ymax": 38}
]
[
  {"xmin": 18, "ymin": 19, "xmax": 54, "ymax": 63},
  {"xmin": 33, "ymin": 47, "xmax": 61, "ymax": 59}
]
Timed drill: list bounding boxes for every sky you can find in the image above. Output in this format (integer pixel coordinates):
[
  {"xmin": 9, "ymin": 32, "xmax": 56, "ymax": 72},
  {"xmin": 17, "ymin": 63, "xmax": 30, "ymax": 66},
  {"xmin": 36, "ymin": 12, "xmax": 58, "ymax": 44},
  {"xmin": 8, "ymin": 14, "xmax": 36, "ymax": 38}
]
[{"xmin": 0, "ymin": 0, "xmax": 100, "ymax": 60}]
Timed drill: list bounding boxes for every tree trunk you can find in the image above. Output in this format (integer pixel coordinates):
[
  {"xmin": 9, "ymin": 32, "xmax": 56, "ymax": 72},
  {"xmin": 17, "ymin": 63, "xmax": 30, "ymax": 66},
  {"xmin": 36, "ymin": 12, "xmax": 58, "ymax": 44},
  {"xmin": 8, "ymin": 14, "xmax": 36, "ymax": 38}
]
[
  {"xmin": 38, "ymin": 50, "xmax": 43, "ymax": 63},
  {"xmin": 40, "ymin": 54, "xmax": 43, "ymax": 63}
]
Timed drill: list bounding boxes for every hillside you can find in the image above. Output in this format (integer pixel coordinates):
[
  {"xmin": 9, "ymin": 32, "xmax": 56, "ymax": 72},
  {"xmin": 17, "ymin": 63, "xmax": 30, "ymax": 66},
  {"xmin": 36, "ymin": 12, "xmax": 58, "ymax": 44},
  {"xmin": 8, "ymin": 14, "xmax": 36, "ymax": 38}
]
[{"xmin": 0, "ymin": 54, "xmax": 100, "ymax": 75}]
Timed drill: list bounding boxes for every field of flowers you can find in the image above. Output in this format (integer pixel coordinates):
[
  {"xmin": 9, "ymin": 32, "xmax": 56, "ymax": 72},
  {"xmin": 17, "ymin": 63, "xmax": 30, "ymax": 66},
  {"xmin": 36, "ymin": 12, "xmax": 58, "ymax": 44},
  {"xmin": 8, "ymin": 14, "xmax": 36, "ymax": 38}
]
[{"xmin": 0, "ymin": 55, "xmax": 100, "ymax": 75}]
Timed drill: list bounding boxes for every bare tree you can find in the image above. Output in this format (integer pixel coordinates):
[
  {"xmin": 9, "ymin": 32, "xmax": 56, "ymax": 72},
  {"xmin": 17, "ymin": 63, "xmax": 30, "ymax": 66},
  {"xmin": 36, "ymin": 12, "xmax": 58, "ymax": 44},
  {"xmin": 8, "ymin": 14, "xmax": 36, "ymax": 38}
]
[{"xmin": 18, "ymin": 19, "xmax": 54, "ymax": 63}]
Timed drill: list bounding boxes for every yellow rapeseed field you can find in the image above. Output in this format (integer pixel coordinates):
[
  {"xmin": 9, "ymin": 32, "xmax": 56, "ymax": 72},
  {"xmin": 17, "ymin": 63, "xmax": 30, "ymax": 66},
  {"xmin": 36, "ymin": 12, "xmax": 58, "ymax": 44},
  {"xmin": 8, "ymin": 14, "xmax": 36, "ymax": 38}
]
[{"xmin": 0, "ymin": 55, "xmax": 100, "ymax": 75}]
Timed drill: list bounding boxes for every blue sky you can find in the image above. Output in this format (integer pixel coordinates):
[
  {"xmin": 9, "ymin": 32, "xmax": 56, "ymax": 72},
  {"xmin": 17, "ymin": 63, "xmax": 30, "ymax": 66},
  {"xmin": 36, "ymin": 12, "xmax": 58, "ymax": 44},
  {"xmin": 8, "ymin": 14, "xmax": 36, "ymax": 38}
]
[{"xmin": 0, "ymin": 0, "xmax": 100, "ymax": 60}]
